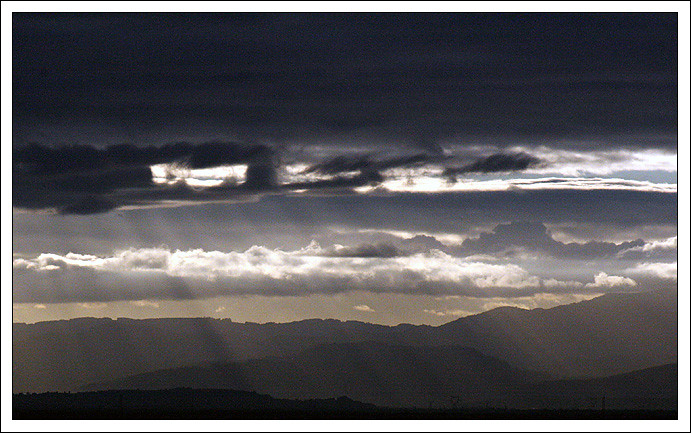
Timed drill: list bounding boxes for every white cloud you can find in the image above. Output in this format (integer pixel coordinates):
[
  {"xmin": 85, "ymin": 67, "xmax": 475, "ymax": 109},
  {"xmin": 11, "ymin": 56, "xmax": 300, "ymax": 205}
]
[
  {"xmin": 423, "ymin": 309, "xmax": 474, "ymax": 317},
  {"xmin": 353, "ymin": 304, "xmax": 375, "ymax": 313},
  {"xmin": 439, "ymin": 292, "xmax": 600, "ymax": 308},
  {"xmin": 584, "ymin": 272, "xmax": 636, "ymax": 289},
  {"xmin": 617, "ymin": 236, "xmax": 677, "ymax": 260},
  {"xmin": 151, "ymin": 163, "xmax": 247, "ymax": 187},
  {"xmin": 521, "ymin": 146, "xmax": 677, "ymax": 176},
  {"xmin": 131, "ymin": 300, "xmax": 160, "ymax": 309},
  {"xmin": 77, "ymin": 302, "xmax": 108, "ymax": 309},
  {"xmin": 641, "ymin": 236, "xmax": 678, "ymax": 251},
  {"xmin": 626, "ymin": 262, "xmax": 678, "ymax": 280},
  {"xmin": 12, "ymin": 244, "xmax": 649, "ymax": 304},
  {"xmin": 431, "ymin": 292, "xmax": 602, "ymax": 318}
]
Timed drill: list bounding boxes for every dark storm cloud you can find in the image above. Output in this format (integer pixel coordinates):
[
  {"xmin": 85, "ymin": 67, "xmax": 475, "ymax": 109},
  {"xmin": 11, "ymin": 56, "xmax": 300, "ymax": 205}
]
[
  {"xmin": 456, "ymin": 221, "xmax": 646, "ymax": 259},
  {"xmin": 443, "ymin": 152, "xmax": 541, "ymax": 180},
  {"xmin": 459, "ymin": 152, "xmax": 540, "ymax": 173},
  {"xmin": 296, "ymin": 150, "xmax": 546, "ymax": 192},
  {"xmin": 60, "ymin": 196, "xmax": 118, "ymax": 215},
  {"xmin": 319, "ymin": 242, "xmax": 402, "ymax": 258},
  {"xmin": 398, "ymin": 235, "xmax": 448, "ymax": 254},
  {"xmin": 14, "ymin": 141, "xmax": 274, "ymax": 173},
  {"xmin": 12, "ymin": 13, "xmax": 677, "ymax": 149},
  {"xmin": 16, "ymin": 140, "xmax": 433, "ymax": 213},
  {"xmin": 10, "ymin": 12, "xmax": 679, "ymax": 227},
  {"xmin": 13, "ymin": 142, "xmax": 278, "ymax": 213},
  {"xmin": 14, "ymin": 140, "xmax": 427, "ymax": 213},
  {"xmin": 282, "ymin": 169, "xmax": 385, "ymax": 192},
  {"xmin": 13, "ymin": 163, "xmax": 154, "ymax": 213},
  {"xmin": 305, "ymin": 153, "xmax": 440, "ymax": 176}
]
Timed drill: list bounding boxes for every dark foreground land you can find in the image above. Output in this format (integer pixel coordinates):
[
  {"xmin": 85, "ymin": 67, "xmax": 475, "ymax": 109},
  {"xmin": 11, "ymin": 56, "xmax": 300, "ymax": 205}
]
[
  {"xmin": 13, "ymin": 408, "xmax": 678, "ymax": 420},
  {"xmin": 13, "ymin": 389, "xmax": 677, "ymax": 420}
]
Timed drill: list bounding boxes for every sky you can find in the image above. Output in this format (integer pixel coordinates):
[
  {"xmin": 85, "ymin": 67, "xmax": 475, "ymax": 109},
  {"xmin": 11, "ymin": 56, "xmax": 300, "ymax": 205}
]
[{"xmin": 10, "ymin": 11, "xmax": 679, "ymax": 325}]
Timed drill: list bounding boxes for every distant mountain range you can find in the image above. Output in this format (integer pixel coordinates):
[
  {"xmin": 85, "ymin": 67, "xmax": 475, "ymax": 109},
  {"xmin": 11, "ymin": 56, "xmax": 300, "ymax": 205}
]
[
  {"xmin": 78, "ymin": 346, "xmax": 677, "ymax": 410},
  {"xmin": 437, "ymin": 290, "xmax": 677, "ymax": 377},
  {"xmin": 80, "ymin": 343, "xmax": 546, "ymax": 408},
  {"xmin": 500, "ymin": 363, "xmax": 677, "ymax": 411},
  {"xmin": 13, "ymin": 367, "xmax": 678, "ymax": 419},
  {"xmin": 13, "ymin": 290, "xmax": 677, "ymax": 409}
]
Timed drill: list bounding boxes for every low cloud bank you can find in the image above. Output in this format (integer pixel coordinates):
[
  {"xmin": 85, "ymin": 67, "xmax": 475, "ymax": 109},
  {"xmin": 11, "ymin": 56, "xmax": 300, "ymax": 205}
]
[{"xmin": 12, "ymin": 244, "xmax": 646, "ymax": 304}]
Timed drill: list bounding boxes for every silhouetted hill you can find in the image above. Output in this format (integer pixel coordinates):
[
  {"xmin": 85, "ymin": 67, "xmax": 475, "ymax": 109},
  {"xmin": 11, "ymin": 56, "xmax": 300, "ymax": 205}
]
[
  {"xmin": 12, "ymin": 387, "xmax": 677, "ymax": 420},
  {"xmin": 80, "ymin": 343, "xmax": 546, "ymax": 407},
  {"xmin": 12, "ymin": 388, "xmax": 378, "ymax": 419},
  {"xmin": 13, "ymin": 317, "xmax": 417, "ymax": 393},
  {"xmin": 499, "ymin": 364, "xmax": 678, "ymax": 410},
  {"xmin": 13, "ymin": 291, "xmax": 676, "ymax": 394},
  {"xmin": 437, "ymin": 291, "xmax": 677, "ymax": 377}
]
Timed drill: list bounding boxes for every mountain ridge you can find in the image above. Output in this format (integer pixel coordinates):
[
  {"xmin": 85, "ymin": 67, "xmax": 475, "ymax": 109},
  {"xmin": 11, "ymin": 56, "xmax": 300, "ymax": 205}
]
[
  {"xmin": 78, "ymin": 341, "xmax": 549, "ymax": 408},
  {"xmin": 13, "ymin": 290, "xmax": 677, "ymax": 394}
]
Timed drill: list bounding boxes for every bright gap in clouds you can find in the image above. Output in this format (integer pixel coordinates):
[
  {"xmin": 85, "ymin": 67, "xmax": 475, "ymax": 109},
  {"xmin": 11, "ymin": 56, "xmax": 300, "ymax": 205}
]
[
  {"xmin": 290, "ymin": 146, "xmax": 677, "ymax": 194},
  {"xmin": 490, "ymin": 146, "xmax": 677, "ymax": 176},
  {"xmin": 353, "ymin": 176, "xmax": 677, "ymax": 194},
  {"xmin": 151, "ymin": 164, "xmax": 248, "ymax": 187},
  {"xmin": 146, "ymin": 147, "xmax": 676, "ymax": 195}
]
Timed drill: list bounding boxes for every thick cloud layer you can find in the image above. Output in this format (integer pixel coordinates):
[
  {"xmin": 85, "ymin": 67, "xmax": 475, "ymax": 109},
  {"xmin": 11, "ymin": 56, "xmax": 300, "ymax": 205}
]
[
  {"xmin": 13, "ymin": 13, "xmax": 677, "ymax": 149},
  {"xmin": 13, "ymin": 142, "xmax": 277, "ymax": 213},
  {"xmin": 13, "ymin": 142, "xmax": 274, "ymax": 173},
  {"xmin": 12, "ymin": 14, "xmax": 678, "ymax": 217},
  {"xmin": 12, "ymin": 141, "xmax": 677, "ymax": 214},
  {"xmin": 12, "ymin": 189, "xmax": 678, "ymax": 262}
]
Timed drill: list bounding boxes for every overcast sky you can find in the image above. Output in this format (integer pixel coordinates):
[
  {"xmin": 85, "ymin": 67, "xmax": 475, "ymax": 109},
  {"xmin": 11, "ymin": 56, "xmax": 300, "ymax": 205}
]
[{"xmin": 11, "ymin": 12, "xmax": 678, "ymax": 325}]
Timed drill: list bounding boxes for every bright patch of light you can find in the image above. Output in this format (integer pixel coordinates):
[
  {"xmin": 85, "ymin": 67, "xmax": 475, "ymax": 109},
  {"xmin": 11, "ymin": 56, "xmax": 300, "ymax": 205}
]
[
  {"xmin": 283, "ymin": 163, "xmax": 311, "ymax": 176},
  {"xmin": 625, "ymin": 262, "xmax": 678, "ymax": 280},
  {"xmin": 359, "ymin": 175, "xmax": 676, "ymax": 194},
  {"xmin": 513, "ymin": 146, "xmax": 676, "ymax": 176},
  {"xmin": 381, "ymin": 165, "xmax": 446, "ymax": 178},
  {"xmin": 150, "ymin": 164, "xmax": 247, "ymax": 187}
]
